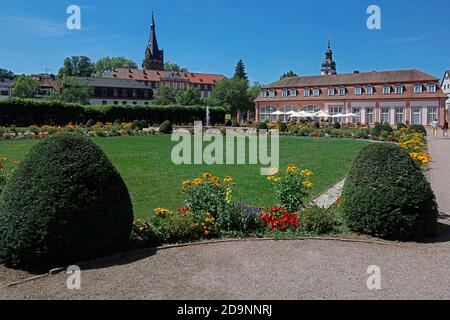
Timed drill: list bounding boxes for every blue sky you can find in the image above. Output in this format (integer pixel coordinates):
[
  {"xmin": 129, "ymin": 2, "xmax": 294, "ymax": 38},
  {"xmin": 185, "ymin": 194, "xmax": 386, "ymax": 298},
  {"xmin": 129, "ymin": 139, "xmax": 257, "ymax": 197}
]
[{"xmin": 0, "ymin": 0, "xmax": 449, "ymax": 84}]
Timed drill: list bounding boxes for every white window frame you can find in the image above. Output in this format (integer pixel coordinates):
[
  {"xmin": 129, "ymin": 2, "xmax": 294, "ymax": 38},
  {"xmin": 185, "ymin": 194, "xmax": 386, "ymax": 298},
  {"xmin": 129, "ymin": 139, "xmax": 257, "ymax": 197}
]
[
  {"xmin": 269, "ymin": 90, "xmax": 276, "ymax": 98},
  {"xmin": 428, "ymin": 84, "xmax": 437, "ymax": 93},
  {"xmin": 383, "ymin": 85, "xmax": 391, "ymax": 95},
  {"xmin": 428, "ymin": 107, "xmax": 438, "ymax": 125},
  {"xmin": 282, "ymin": 89, "xmax": 289, "ymax": 97},
  {"xmin": 414, "ymin": 84, "xmax": 423, "ymax": 94},
  {"xmin": 366, "ymin": 108, "xmax": 374, "ymax": 124},
  {"xmin": 313, "ymin": 88, "xmax": 320, "ymax": 97},
  {"xmin": 354, "ymin": 87, "xmax": 362, "ymax": 95},
  {"xmin": 381, "ymin": 108, "xmax": 390, "ymax": 124},
  {"xmin": 304, "ymin": 88, "xmax": 310, "ymax": 97},
  {"xmin": 339, "ymin": 87, "xmax": 346, "ymax": 96},
  {"xmin": 328, "ymin": 88, "xmax": 335, "ymax": 96},
  {"xmin": 412, "ymin": 108, "xmax": 422, "ymax": 125},
  {"xmin": 395, "ymin": 85, "xmax": 404, "ymax": 94},
  {"xmin": 290, "ymin": 89, "xmax": 297, "ymax": 97},
  {"xmin": 366, "ymin": 86, "xmax": 373, "ymax": 95},
  {"xmin": 395, "ymin": 108, "xmax": 404, "ymax": 124}
]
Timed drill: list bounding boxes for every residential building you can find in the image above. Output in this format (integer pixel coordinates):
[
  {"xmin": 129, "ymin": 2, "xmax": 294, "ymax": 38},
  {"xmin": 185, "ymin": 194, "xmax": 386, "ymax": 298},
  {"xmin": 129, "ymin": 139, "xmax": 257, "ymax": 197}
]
[
  {"xmin": 73, "ymin": 77, "xmax": 155, "ymax": 105},
  {"xmin": 256, "ymin": 69, "xmax": 447, "ymax": 126},
  {"xmin": 0, "ymin": 79, "xmax": 14, "ymax": 100},
  {"xmin": 32, "ymin": 74, "xmax": 60, "ymax": 99}
]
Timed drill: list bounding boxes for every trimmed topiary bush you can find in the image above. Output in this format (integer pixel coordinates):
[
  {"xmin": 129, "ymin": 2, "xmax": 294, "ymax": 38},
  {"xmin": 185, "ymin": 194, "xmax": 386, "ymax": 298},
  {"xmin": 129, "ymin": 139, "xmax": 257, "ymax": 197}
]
[
  {"xmin": 159, "ymin": 120, "xmax": 173, "ymax": 134},
  {"xmin": 397, "ymin": 122, "xmax": 407, "ymax": 130},
  {"xmin": 409, "ymin": 124, "xmax": 427, "ymax": 136},
  {"xmin": 333, "ymin": 122, "xmax": 341, "ymax": 129},
  {"xmin": 341, "ymin": 143, "xmax": 438, "ymax": 239},
  {"xmin": 256, "ymin": 122, "xmax": 268, "ymax": 132},
  {"xmin": 140, "ymin": 120, "xmax": 148, "ymax": 129},
  {"xmin": 0, "ymin": 133, "xmax": 134, "ymax": 269},
  {"xmin": 131, "ymin": 119, "xmax": 140, "ymax": 130}
]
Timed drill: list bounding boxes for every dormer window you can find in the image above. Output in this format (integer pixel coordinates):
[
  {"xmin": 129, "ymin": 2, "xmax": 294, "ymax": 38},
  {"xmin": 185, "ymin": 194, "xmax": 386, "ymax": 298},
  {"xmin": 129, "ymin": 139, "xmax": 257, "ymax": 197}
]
[
  {"xmin": 395, "ymin": 85, "xmax": 404, "ymax": 94},
  {"xmin": 304, "ymin": 88, "xmax": 311, "ymax": 97},
  {"xmin": 313, "ymin": 88, "xmax": 320, "ymax": 97},
  {"xmin": 414, "ymin": 84, "xmax": 423, "ymax": 94},
  {"xmin": 282, "ymin": 89, "xmax": 289, "ymax": 97},
  {"xmin": 383, "ymin": 85, "xmax": 391, "ymax": 95},
  {"xmin": 366, "ymin": 85, "xmax": 373, "ymax": 95},
  {"xmin": 428, "ymin": 84, "xmax": 437, "ymax": 93},
  {"xmin": 354, "ymin": 86, "xmax": 362, "ymax": 95},
  {"xmin": 269, "ymin": 90, "xmax": 276, "ymax": 98},
  {"xmin": 339, "ymin": 87, "xmax": 346, "ymax": 96},
  {"xmin": 328, "ymin": 88, "xmax": 335, "ymax": 96},
  {"xmin": 290, "ymin": 89, "xmax": 297, "ymax": 97}
]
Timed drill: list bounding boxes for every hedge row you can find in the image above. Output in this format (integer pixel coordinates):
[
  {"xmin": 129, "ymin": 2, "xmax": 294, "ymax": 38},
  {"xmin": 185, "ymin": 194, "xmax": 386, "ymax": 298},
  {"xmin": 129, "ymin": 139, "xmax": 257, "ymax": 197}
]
[{"xmin": 0, "ymin": 98, "xmax": 226, "ymax": 126}]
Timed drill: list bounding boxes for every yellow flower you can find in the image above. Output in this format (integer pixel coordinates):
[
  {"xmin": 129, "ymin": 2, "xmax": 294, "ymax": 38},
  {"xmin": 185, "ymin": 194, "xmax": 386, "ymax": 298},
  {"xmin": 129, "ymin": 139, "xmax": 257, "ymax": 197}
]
[
  {"xmin": 267, "ymin": 167, "xmax": 279, "ymax": 175},
  {"xmin": 287, "ymin": 165, "xmax": 298, "ymax": 173},
  {"xmin": 182, "ymin": 180, "xmax": 191, "ymax": 186},
  {"xmin": 224, "ymin": 176, "xmax": 234, "ymax": 183},
  {"xmin": 154, "ymin": 208, "xmax": 171, "ymax": 216},
  {"xmin": 301, "ymin": 169, "xmax": 313, "ymax": 177},
  {"xmin": 267, "ymin": 176, "xmax": 275, "ymax": 182},
  {"xmin": 204, "ymin": 230, "xmax": 210, "ymax": 237},
  {"xmin": 0, "ymin": 157, "xmax": 7, "ymax": 162},
  {"xmin": 193, "ymin": 178, "xmax": 204, "ymax": 186},
  {"xmin": 274, "ymin": 177, "xmax": 282, "ymax": 183},
  {"xmin": 202, "ymin": 172, "xmax": 213, "ymax": 179},
  {"xmin": 303, "ymin": 181, "xmax": 314, "ymax": 188}
]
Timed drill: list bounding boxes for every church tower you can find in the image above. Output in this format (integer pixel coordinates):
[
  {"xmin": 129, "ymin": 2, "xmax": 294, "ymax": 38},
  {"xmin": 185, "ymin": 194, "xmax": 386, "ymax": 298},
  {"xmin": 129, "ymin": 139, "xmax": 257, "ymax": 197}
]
[
  {"xmin": 143, "ymin": 12, "xmax": 164, "ymax": 71},
  {"xmin": 321, "ymin": 39, "xmax": 337, "ymax": 75}
]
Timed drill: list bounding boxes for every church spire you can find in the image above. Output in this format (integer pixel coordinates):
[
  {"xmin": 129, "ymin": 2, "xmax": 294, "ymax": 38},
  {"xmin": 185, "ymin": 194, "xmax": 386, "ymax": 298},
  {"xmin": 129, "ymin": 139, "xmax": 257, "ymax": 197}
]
[
  {"xmin": 321, "ymin": 37, "xmax": 337, "ymax": 75},
  {"xmin": 143, "ymin": 11, "xmax": 164, "ymax": 70}
]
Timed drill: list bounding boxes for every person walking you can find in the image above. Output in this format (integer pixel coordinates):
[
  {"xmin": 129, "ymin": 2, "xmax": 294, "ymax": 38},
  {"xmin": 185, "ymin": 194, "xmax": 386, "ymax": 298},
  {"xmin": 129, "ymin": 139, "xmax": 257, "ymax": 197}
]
[
  {"xmin": 443, "ymin": 120, "xmax": 449, "ymax": 138},
  {"xmin": 431, "ymin": 119, "xmax": 439, "ymax": 137}
]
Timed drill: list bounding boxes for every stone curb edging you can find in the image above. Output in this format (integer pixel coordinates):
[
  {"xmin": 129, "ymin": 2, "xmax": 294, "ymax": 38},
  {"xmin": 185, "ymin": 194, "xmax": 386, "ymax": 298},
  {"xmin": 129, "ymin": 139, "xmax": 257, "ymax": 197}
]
[{"xmin": 3, "ymin": 236, "xmax": 402, "ymax": 288}]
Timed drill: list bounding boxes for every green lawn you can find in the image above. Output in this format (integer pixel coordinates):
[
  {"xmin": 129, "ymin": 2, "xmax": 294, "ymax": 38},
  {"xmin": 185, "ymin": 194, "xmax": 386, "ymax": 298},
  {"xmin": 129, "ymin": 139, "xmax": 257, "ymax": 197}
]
[{"xmin": 0, "ymin": 136, "xmax": 369, "ymax": 219}]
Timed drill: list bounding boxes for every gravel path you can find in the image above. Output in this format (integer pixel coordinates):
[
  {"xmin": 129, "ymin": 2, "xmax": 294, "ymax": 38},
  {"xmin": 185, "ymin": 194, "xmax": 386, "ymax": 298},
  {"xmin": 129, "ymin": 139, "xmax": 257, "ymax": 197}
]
[{"xmin": 1, "ymin": 136, "xmax": 450, "ymax": 300}]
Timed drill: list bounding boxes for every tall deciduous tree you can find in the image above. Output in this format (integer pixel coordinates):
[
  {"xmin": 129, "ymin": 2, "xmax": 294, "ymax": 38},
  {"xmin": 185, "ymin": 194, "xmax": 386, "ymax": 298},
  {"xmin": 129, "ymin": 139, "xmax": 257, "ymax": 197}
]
[
  {"xmin": 12, "ymin": 76, "xmax": 40, "ymax": 98},
  {"xmin": 233, "ymin": 59, "xmax": 248, "ymax": 81},
  {"xmin": 280, "ymin": 70, "xmax": 298, "ymax": 80},
  {"xmin": 58, "ymin": 56, "xmax": 95, "ymax": 78},
  {"xmin": 152, "ymin": 86, "xmax": 178, "ymax": 105},
  {"xmin": 208, "ymin": 77, "xmax": 252, "ymax": 114},
  {"xmin": 164, "ymin": 62, "xmax": 188, "ymax": 72},
  {"xmin": 46, "ymin": 77, "xmax": 93, "ymax": 105},
  {"xmin": 176, "ymin": 86, "xmax": 201, "ymax": 106},
  {"xmin": 95, "ymin": 57, "xmax": 137, "ymax": 76},
  {"xmin": 0, "ymin": 68, "xmax": 15, "ymax": 79}
]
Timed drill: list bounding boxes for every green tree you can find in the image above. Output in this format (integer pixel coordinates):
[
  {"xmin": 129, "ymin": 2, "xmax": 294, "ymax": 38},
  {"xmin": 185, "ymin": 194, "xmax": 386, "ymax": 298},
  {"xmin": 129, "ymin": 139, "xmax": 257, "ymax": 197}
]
[
  {"xmin": 233, "ymin": 59, "xmax": 248, "ymax": 81},
  {"xmin": 152, "ymin": 86, "xmax": 178, "ymax": 105},
  {"xmin": 176, "ymin": 86, "xmax": 202, "ymax": 106},
  {"xmin": 12, "ymin": 76, "xmax": 40, "ymax": 98},
  {"xmin": 0, "ymin": 68, "xmax": 15, "ymax": 79},
  {"xmin": 208, "ymin": 77, "xmax": 252, "ymax": 114},
  {"xmin": 280, "ymin": 70, "xmax": 298, "ymax": 80},
  {"xmin": 164, "ymin": 62, "xmax": 188, "ymax": 72},
  {"xmin": 46, "ymin": 77, "xmax": 93, "ymax": 105},
  {"xmin": 248, "ymin": 81, "xmax": 262, "ymax": 102},
  {"xmin": 58, "ymin": 56, "xmax": 95, "ymax": 78},
  {"xmin": 95, "ymin": 57, "xmax": 138, "ymax": 76}
]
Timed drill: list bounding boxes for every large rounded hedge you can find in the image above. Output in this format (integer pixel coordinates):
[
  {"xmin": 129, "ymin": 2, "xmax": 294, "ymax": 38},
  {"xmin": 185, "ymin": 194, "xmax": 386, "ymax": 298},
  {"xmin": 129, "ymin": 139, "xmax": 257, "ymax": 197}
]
[
  {"xmin": 341, "ymin": 143, "xmax": 438, "ymax": 239},
  {"xmin": 0, "ymin": 133, "xmax": 134, "ymax": 269}
]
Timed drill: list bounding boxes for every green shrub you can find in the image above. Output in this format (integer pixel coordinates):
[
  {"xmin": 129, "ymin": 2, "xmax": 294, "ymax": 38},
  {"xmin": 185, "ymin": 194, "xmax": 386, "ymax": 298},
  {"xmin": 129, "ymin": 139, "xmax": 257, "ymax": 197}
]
[
  {"xmin": 113, "ymin": 119, "xmax": 121, "ymax": 126},
  {"xmin": 333, "ymin": 122, "xmax": 341, "ymax": 129},
  {"xmin": 341, "ymin": 143, "xmax": 438, "ymax": 239},
  {"xmin": 409, "ymin": 124, "xmax": 427, "ymax": 136},
  {"xmin": 381, "ymin": 122, "xmax": 393, "ymax": 134},
  {"xmin": 159, "ymin": 120, "xmax": 173, "ymax": 134},
  {"xmin": 256, "ymin": 122, "xmax": 268, "ymax": 132},
  {"xmin": 371, "ymin": 122, "xmax": 383, "ymax": 136},
  {"xmin": 279, "ymin": 122, "xmax": 288, "ymax": 133},
  {"xmin": 131, "ymin": 120, "xmax": 140, "ymax": 130},
  {"xmin": 232, "ymin": 120, "xmax": 240, "ymax": 128},
  {"xmin": 140, "ymin": 120, "xmax": 148, "ymax": 129},
  {"xmin": 217, "ymin": 201, "xmax": 263, "ymax": 236},
  {"xmin": 300, "ymin": 205, "xmax": 340, "ymax": 234},
  {"xmin": 0, "ymin": 133, "xmax": 134, "ymax": 269}
]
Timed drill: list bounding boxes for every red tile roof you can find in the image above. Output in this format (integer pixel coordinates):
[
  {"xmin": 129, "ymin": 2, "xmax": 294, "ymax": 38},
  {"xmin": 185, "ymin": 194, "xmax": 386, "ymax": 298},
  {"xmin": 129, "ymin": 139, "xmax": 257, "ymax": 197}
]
[{"xmin": 106, "ymin": 68, "xmax": 225, "ymax": 85}]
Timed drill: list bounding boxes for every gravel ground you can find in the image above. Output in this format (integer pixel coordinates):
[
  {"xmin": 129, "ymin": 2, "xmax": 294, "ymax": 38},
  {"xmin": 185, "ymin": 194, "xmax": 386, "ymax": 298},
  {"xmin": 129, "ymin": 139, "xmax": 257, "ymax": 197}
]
[{"xmin": 1, "ymin": 136, "xmax": 450, "ymax": 300}]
